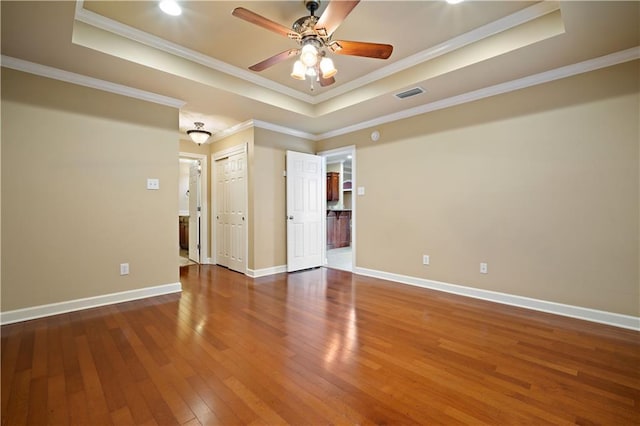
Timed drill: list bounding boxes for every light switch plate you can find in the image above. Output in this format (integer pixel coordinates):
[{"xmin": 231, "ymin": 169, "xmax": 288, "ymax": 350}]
[{"xmin": 357, "ymin": 186, "xmax": 365, "ymax": 196}]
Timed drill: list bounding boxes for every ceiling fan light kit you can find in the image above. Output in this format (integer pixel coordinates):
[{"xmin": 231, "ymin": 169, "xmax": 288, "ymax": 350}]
[{"xmin": 232, "ymin": 0, "xmax": 393, "ymax": 91}]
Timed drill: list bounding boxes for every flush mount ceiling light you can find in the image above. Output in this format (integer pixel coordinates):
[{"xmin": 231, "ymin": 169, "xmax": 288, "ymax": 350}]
[
  {"xmin": 232, "ymin": 0, "xmax": 393, "ymax": 91},
  {"xmin": 187, "ymin": 122, "xmax": 211, "ymax": 145},
  {"xmin": 159, "ymin": 0, "xmax": 181, "ymax": 16}
]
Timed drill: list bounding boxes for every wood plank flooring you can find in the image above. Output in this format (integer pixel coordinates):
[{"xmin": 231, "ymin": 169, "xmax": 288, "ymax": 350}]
[{"xmin": 2, "ymin": 265, "xmax": 639, "ymax": 425}]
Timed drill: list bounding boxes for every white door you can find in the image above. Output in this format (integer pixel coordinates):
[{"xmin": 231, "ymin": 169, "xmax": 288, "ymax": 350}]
[
  {"xmin": 286, "ymin": 151, "xmax": 323, "ymax": 272},
  {"xmin": 188, "ymin": 160, "xmax": 200, "ymax": 263},
  {"xmin": 216, "ymin": 152, "xmax": 247, "ymax": 273}
]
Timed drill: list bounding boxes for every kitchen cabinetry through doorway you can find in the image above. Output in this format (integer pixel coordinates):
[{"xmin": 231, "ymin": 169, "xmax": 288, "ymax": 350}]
[{"xmin": 319, "ymin": 146, "xmax": 355, "ymax": 272}]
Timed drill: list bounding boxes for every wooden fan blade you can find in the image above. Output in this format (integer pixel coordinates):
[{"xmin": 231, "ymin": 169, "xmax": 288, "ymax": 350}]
[
  {"xmin": 249, "ymin": 49, "xmax": 300, "ymax": 72},
  {"xmin": 319, "ymin": 75, "xmax": 335, "ymax": 87},
  {"xmin": 330, "ymin": 40, "xmax": 393, "ymax": 59},
  {"xmin": 232, "ymin": 7, "xmax": 296, "ymax": 39},
  {"xmin": 314, "ymin": 0, "xmax": 360, "ymax": 36}
]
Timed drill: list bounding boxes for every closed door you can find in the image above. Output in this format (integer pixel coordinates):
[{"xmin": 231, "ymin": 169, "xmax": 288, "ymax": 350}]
[
  {"xmin": 286, "ymin": 150, "xmax": 323, "ymax": 272},
  {"xmin": 216, "ymin": 152, "xmax": 246, "ymax": 273},
  {"xmin": 188, "ymin": 160, "xmax": 201, "ymax": 263}
]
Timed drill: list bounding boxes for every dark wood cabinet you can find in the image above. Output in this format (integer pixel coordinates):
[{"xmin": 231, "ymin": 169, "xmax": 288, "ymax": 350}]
[
  {"xmin": 327, "ymin": 172, "xmax": 339, "ymax": 201},
  {"xmin": 179, "ymin": 216, "xmax": 189, "ymax": 249},
  {"xmin": 326, "ymin": 210, "xmax": 351, "ymax": 249}
]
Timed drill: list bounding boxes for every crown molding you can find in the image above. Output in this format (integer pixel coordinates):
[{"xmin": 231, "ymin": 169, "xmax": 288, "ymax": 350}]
[
  {"xmin": 0, "ymin": 55, "xmax": 185, "ymax": 108},
  {"xmin": 74, "ymin": 1, "xmax": 315, "ymax": 104},
  {"xmin": 313, "ymin": 1, "xmax": 561, "ymax": 103},
  {"xmin": 210, "ymin": 119, "xmax": 316, "ymax": 142},
  {"xmin": 3, "ymin": 46, "xmax": 637, "ymax": 144},
  {"xmin": 74, "ymin": 1, "xmax": 560, "ymax": 107},
  {"xmin": 252, "ymin": 120, "xmax": 316, "ymax": 140},
  {"xmin": 318, "ymin": 46, "xmax": 640, "ymax": 140}
]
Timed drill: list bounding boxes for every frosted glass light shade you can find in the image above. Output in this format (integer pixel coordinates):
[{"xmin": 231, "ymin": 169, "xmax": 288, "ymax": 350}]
[
  {"xmin": 300, "ymin": 44, "xmax": 319, "ymax": 67},
  {"xmin": 291, "ymin": 60, "xmax": 306, "ymax": 80},
  {"xmin": 187, "ymin": 122, "xmax": 211, "ymax": 145},
  {"xmin": 320, "ymin": 57, "xmax": 337, "ymax": 78}
]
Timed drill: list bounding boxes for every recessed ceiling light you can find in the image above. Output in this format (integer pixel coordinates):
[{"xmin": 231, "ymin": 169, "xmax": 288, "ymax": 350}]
[
  {"xmin": 159, "ymin": 0, "xmax": 182, "ymax": 16},
  {"xmin": 447, "ymin": 0, "xmax": 464, "ymax": 4}
]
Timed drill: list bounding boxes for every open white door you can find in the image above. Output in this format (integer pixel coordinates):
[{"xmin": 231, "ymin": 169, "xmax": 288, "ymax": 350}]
[
  {"xmin": 286, "ymin": 150, "xmax": 323, "ymax": 272},
  {"xmin": 188, "ymin": 160, "xmax": 200, "ymax": 263}
]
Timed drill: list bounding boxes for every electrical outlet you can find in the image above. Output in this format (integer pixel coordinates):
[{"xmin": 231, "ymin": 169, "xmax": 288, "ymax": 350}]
[
  {"xmin": 422, "ymin": 255, "xmax": 430, "ymax": 265},
  {"xmin": 480, "ymin": 262, "xmax": 488, "ymax": 274},
  {"xmin": 120, "ymin": 263, "xmax": 129, "ymax": 276},
  {"xmin": 146, "ymin": 178, "xmax": 160, "ymax": 190}
]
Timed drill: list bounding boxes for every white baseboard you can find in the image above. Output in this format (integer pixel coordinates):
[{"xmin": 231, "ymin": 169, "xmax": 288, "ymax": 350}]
[
  {"xmin": 354, "ymin": 267, "xmax": 640, "ymax": 331},
  {"xmin": 0, "ymin": 282, "xmax": 182, "ymax": 325},
  {"xmin": 247, "ymin": 265, "xmax": 287, "ymax": 278}
]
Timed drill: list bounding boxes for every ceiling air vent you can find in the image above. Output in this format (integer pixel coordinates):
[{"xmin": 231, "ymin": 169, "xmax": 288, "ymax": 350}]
[{"xmin": 394, "ymin": 87, "xmax": 425, "ymax": 100}]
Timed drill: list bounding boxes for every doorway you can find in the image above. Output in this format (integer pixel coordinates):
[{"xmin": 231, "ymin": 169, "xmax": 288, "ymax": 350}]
[
  {"xmin": 178, "ymin": 152, "xmax": 208, "ymax": 267},
  {"xmin": 319, "ymin": 146, "xmax": 356, "ymax": 272}
]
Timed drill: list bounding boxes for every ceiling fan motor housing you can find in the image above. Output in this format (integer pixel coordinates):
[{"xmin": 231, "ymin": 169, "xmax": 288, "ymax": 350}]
[{"xmin": 304, "ymin": 0, "xmax": 320, "ymax": 15}]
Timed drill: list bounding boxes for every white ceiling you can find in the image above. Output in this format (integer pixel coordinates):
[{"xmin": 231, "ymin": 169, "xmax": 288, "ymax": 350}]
[{"xmin": 1, "ymin": 1, "xmax": 639, "ymax": 140}]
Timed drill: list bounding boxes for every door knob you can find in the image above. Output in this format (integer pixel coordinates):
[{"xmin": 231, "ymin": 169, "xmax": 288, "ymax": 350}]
[{"xmin": 288, "ymin": 215, "xmax": 294, "ymax": 220}]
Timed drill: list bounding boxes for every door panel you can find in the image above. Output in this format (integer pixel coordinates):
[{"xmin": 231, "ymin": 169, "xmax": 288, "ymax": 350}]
[
  {"xmin": 216, "ymin": 151, "xmax": 246, "ymax": 273},
  {"xmin": 286, "ymin": 151, "xmax": 323, "ymax": 272}
]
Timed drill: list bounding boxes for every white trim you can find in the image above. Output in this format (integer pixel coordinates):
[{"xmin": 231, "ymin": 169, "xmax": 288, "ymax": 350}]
[
  {"xmin": 179, "ymin": 152, "xmax": 209, "ymax": 264},
  {"xmin": 318, "ymin": 47, "xmax": 640, "ymax": 140},
  {"xmin": 213, "ymin": 142, "xmax": 247, "ymax": 161},
  {"xmin": 211, "ymin": 120, "xmax": 255, "ymax": 142},
  {"xmin": 73, "ymin": 1, "xmax": 315, "ymax": 104},
  {"xmin": 246, "ymin": 265, "xmax": 287, "ymax": 278},
  {"xmin": 4, "ymin": 46, "xmax": 636, "ymax": 145},
  {"xmin": 0, "ymin": 282, "xmax": 182, "ymax": 325},
  {"xmin": 313, "ymin": 1, "xmax": 561, "ymax": 103},
  {"xmin": 211, "ymin": 47, "xmax": 640, "ymax": 142},
  {"xmin": 212, "ymin": 120, "xmax": 316, "ymax": 143},
  {"xmin": 253, "ymin": 120, "xmax": 315, "ymax": 141},
  {"xmin": 353, "ymin": 267, "xmax": 640, "ymax": 331},
  {"xmin": 74, "ymin": 1, "xmax": 558, "ymax": 105},
  {"xmin": 0, "ymin": 55, "xmax": 185, "ymax": 109}
]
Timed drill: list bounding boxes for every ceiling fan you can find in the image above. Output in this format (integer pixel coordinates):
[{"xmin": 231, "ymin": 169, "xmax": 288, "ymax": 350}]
[{"xmin": 232, "ymin": 0, "xmax": 393, "ymax": 89}]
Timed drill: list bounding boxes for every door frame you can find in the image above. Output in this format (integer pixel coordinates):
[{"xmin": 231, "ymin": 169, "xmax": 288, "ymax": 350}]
[
  {"xmin": 179, "ymin": 152, "xmax": 208, "ymax": 263},
  {"xmin": 212, "ymin": 143, "xmax": 248, "ymax": 273},
  {"xmin": 317, "ymin": 145, "xmax": 356, "ymax": 270}
]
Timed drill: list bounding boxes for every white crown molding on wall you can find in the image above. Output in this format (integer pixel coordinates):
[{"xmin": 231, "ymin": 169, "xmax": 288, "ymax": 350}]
[
  {"xmin": 318, "ymin": 46, "xmax": 640, "ymax": 140},
  {"xmin": 3, "ymin": 48, "xmax": 637, "ymax": 143},
  {"xmin": 0, "ymin": 282, "xmax": 182, "ymax": 325},
  {"xmin": 0, "ymin": 55, "xmax": 185, "ymax": 109},
  {"xmin": 354, "ymin": 267, "xmax": 640, "ymax": 331},
  {"xmin": 209, "ymin": 119, "xmax": 316, "ymax": 143}
]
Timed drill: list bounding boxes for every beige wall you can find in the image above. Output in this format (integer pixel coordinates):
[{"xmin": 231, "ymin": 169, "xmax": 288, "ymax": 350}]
[
  {"xmin": 1, "ymin": 69, "xmax": 180, "ymax": 311},
  {"xmin": 253, "ymin": 128, "xmax": 315, "ymax": 270},
  {"xmin": 317, "ymin": 61, "xmax": 639, "ymax": 316}
]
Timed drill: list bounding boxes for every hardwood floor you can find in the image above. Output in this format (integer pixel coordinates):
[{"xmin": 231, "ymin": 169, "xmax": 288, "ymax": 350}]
[{"xmin": 2, "ymin": 265, "xmax": 639, "ymax": 425}]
